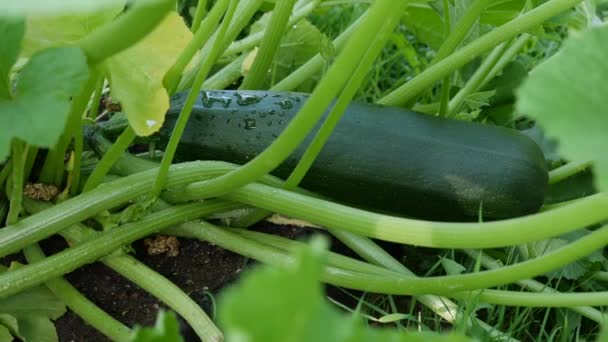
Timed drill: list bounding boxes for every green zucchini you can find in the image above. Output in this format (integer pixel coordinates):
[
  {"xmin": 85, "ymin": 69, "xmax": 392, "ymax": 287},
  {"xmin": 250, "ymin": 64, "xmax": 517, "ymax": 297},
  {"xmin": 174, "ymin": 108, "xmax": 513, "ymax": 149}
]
[{"xmin": 112, "ymin": 90, "xmax": 549, "ymax": 220}]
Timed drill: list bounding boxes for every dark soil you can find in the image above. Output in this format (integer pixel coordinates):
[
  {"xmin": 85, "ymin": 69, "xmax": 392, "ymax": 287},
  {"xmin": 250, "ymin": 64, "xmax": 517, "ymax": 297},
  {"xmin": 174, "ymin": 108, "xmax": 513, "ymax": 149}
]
[
  {"xmin": 1, "ymin": 217, "xmax": 437, "ymax": 341},
  {"xmin": 52, "ymin": 237, "xmax": 247, "ymax": 342},
  {"xmin": 0, "ymin": 221, "xmax": 311, "ymax": 342}
]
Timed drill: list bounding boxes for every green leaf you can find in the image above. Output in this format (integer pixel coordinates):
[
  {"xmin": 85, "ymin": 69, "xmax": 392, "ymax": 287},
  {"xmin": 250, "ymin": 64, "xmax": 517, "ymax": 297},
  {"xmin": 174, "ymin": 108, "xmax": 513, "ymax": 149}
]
[
  {"xmin": 250, "ymin": 16, "xmax": 323, "ymax": 91},
  {"xmin": 21, "ymin": 5, "xmax": 124, "ymax": 57},
  {"xmin": 556, "ymin": 309, "xmax": 582, "ymax": 341},
  {"xmin": 130, "ymin": 310, "xmax": 184, "ymax": 342},
  {"xmin": 463, "ymin": 90, "xmax": 495, "ymax": 110},
  {"xmin": 0, "ymin": 285, "xmax": 66, "ymax": 319},
  {"xmin": 220, "ymin": 236, "xmax": 334, "ymax": 341},
  {"xmin": 403, "ymin": 4, "xmax": 444, "ymax": 50},
  {"xmin": 275, "ymin": 20, "xmax": 323, "ymax": 89},
  {"xmin": 516, "ymin": 119, "xmax": 560, "ymax": 168},
  {"xmin": 452, "ymin": 0, "xmax": 481, "ymax": 45},
  {"xmin": 440, "ymin": 257, "xmax": 467, "ymax": 275},
  {"xmin": 0, "ymin": 46, "xmax": 89, "ymax": 161},
  {"xmin": 516, "ymin": 25, "xmax": 608, "ymax": 191},
  {"xmin": 377, "ymin": 313, "xmax": 415, "ymax": 323},
  {"xmin": 0, "ymin": 17, "xmax": 24, "ymax": 98},
  {"xmin": 219, "ymin": 236, "xmax": 473, "ymax": 342},
  {"xmin": 16, "ymin": 316, "xmax": 58, "ymax": 342},
  {"xmin": 0, "ymin": 265, "xmax": 65, "ymax": 342},
  {"xmin": 18, "ymin": 48, "xmax": 87, "ymax": 98},
  {"xmin": 0, "ymin": 314, "xmax": 19, "ymax": 340},
  {"xmin": 453, "ymin": 109, "xmax": 481, "ymax": 122},
  {"xmin": 390, "ymin": 32, "xmax": 423, "ymax": 74},
  {"xmin": 545, "ymin": 169, "xmax": 596, "ymax": 203},
  {"xmin": 483, "ymin": 61, "xmax": 527, "ymax": 106},
  {"xmin": 481, "ymin": 0, "xmax": 526, "ymax": 26},
  {"xmin": 527, "ymin": 230, "xmax": 606, "ymax": 280},
  {"xmin": 2, "ymin": 0, "xmax": 126, "ymax": 16}
]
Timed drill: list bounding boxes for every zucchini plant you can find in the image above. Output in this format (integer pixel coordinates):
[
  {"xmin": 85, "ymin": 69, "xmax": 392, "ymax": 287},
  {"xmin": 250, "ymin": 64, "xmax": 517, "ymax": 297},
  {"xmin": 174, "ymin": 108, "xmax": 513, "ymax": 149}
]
[{"xmin": 0, "ymin": 0, "xmax": 607, "ymax": 341}]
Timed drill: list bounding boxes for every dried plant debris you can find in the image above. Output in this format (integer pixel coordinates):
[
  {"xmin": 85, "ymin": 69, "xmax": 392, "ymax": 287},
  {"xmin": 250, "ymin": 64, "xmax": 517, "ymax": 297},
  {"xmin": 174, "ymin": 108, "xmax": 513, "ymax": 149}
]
[
  {"xmin": 144, "ymin": 235, "xmax": 181, "ymax": 257},
  {"xmin": 24, "ymin": 182, "xmax": 59, "ymax": 201}
]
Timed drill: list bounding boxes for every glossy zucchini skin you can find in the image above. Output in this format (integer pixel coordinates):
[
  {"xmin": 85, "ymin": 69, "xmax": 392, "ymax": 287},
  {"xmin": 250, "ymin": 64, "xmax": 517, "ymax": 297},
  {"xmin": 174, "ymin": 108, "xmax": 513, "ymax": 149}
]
[{"xmin": 160, "ymin": 90, "xmax": 548, "ymax": 220}]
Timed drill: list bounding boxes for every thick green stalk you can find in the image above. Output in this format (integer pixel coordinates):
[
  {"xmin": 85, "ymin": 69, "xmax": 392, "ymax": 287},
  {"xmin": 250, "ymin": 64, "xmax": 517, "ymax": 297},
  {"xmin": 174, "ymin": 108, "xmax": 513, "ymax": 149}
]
[
  {"xmin": 177, "ymin": 0, "xmax": 265, "ymax": 91},
  {"xmin": 0, "ymin": 160, "xmax": 11, "ymax": 187},
  {"xmin": 330, "ymin": 230, "xmax": 409, "ymax": 274},
  {"xmin": 166, "ymin": 222, "xmax": 400, "ymax": 299},
  {"xmin": 204, "ymin": 53, "xmax": 247, "ymax": 90},
  {"xmin": 6, "ymin": 141, "xmax": 26, "ymax": 225},
  {"xmin": 39, "ymin": 74, "xmax": 96, "ymax": 185},
  {"xmin": 448, "ymin": 41, "xmax": 508, "ymax": 115},
  {"xmin": 463, "ymin": 249, "xmax": 606, "ymax": 323},
  {"xmin": 0, "ymin": 196, "xmax": 8, "ymax": 226},
  {"xmin": 88, "ymin": 75, "xmax": 105, "ymax": 120},
  {"xmin": 323, "ymin": 225, "xmax": 608, "ymax": 294},
  {"xmin": 0, "ymin": 161, "xmax": 246, "ymax": 258},
  {"xmin": 90, "ymin": 132, "xmax": 300, "ymax": 194},
  {"xmin": 594, "ymin": 272, "xmax": 608, "ymax": 282},
  {"xmin": 379, "ymin": 0, "xmax": 584, "ymax": 106},
  {"xmin": 104, "ymin": 255, "xmax": 223, "ymax": 341},
  {"xmin": 71, "ymin": 71, "xmax": 101, "ymax": 195},
  {"xmin": 191, "ymin": 0, "xmax": 208, "ymax": 32},
  {"xmin": 549, "ymin": 160, "xmax": 593, "ymax": 184},
  {"xmin": 540, "ymin": 198, "xmax": 586, "ymax": 212},
  {"xmin": 451, "ymin": 289, "xmax": 608, "ymax": 307},
  {"xmin": 431, "ymin": 0, "xmax": 494, "ymax": 65},
  {"xmin": 23, "ymin": 244, "xmax": 133, "ymax": 342},
  {"xmin": 94, "ymin": 137, "xmax": 607, "ymax": 253},
  {"xmin": 163, "ymin": 0, "xmax": 230, "ymax": 93},
  {"xmin": 78, "ymin": 0, "xmax": 175, "ymax": 66},
  {"xmin": 172, "ymin": 0, "xmax": 405, "ymax": 200},
  {"xmin": 222, "ymin": 0, "xmax": 319, "ymax": 57},
  {"xmin": 86, "ymin": 130, "xmax": 162, "ymax": 176},
  {"xmin": 284, "ymin": 14, "xmax": 403, "ymax": 188},
  {"xmin": 210, "ymin": 228, "xmax": 402, "ymax": 277},
  {"xmin": 412, "ymin": 102, "xmax": 439, "ymax": 113},
  {"xmin": 270, "ymin": 12, "xmax": 365, "ymax": 91},
  {"xmin": 165, "ymin": 178, "xmax": 608, "ymax": 248},
  {"xmin": 152, "ymin": 0, "xmax": 238, "ymax": 198},
  {"xmin": 23, "ymin": 147, "xmax": 38, "ymax": 182},
  {"xmin": 167, "ymin": 220, "xmax": 608, "ymax": 300},
  {"xmin": 479, "ymin": 33, "xmax": 530, "ymax": 89},
  {"xmin": 240, "ymin": 0, "xmax": 298, "ymax": 89},
  {"xmin": 438, "ymin": 75, "xmax": 451, "ymax": 116},
  {"xmin": 437, "ymin": 0, "xmax": 452, "ymax": 117},
  {"xmin": 0, "ymin": 201, "xmax": 238, "ymax": 299},
  {"xmin": 82, "ymin": 126, "xmax": 136, "ymax": 192}
]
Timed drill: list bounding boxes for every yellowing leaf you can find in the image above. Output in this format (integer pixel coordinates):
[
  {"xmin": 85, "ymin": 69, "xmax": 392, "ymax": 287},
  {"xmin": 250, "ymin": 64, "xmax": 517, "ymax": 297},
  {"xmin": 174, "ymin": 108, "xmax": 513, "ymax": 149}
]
[
  {"xmin": 19, "ymin": 5, "xmax": 188, "ymax": 136},
  {"xmin": 241, "ymin": 47, "xmax": 258, "ymax": 76},
  {"xmin": 104, "ymin": 12, "xmax": 193, "ymax": 136}
]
